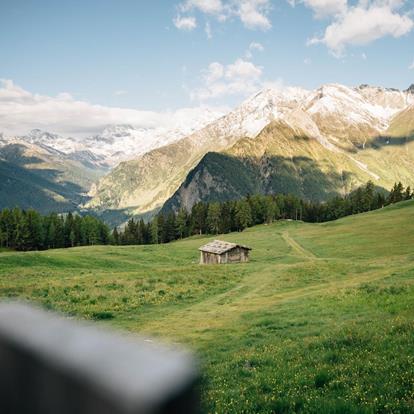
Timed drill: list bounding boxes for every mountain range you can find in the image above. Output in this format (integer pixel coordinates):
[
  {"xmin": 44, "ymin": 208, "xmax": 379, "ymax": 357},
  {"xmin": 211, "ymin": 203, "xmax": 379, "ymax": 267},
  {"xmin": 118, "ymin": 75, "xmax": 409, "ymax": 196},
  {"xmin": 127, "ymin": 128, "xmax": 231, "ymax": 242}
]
[
  {"xmin": 0, "ymin": 110, "xmax": 222, "ymax": 215},
  {"xmin": 87, "ymin": 83, "xmax": 414, "ymax": 220},
  {"xmin": 1, "ymin": 83, "xmax": 413, "ymax": 223}
]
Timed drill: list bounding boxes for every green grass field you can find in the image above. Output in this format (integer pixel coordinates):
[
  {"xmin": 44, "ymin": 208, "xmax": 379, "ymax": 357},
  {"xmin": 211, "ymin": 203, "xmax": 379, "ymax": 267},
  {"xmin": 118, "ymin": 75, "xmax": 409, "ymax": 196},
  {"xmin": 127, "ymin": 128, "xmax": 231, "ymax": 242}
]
[{"xmin": 1, "ymin": 201, "xmax": 414, "ymax": 413}]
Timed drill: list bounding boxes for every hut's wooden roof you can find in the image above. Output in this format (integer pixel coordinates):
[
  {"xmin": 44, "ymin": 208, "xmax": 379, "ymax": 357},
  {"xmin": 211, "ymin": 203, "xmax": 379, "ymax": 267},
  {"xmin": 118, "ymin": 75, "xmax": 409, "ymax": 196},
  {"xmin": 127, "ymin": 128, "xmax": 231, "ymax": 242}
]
[{"xmin": 199, "ymin": 240, "xmax": 251, "ymax": 255}]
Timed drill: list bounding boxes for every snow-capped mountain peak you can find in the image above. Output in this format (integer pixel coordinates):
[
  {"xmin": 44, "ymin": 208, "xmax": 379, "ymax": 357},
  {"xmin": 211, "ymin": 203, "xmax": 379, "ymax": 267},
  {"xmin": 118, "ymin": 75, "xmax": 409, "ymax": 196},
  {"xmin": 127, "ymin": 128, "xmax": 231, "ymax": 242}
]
[
  {"xmin": 100, "ymin": 124, "xmax": 136, "ymax": 140},
  {"xmin": 302, "ymin": 83, "xmax": 414, "ymax": 132},
  {"xmin": 2, "ymin": 82, "xmax": 413, "ymax": 174},
  {"xmin": 1, "ymin": 108, "xmax": 224, "ymax": 168}
]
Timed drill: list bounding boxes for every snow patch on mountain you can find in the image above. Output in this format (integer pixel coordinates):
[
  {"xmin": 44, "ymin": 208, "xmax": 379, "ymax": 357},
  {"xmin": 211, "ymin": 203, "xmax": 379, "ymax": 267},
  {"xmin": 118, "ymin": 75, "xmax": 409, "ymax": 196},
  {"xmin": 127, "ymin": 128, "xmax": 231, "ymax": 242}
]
[
  {"xmin": 0, "ymin": 107, "xmax": 224, "ymax": 168},
  {"xmin": 304, "ymin": 83, "xmax": 414, "ymax": 131},
  {"xmin": 207, "ymin": 83, "xmax": 413, "ymax": 149}
]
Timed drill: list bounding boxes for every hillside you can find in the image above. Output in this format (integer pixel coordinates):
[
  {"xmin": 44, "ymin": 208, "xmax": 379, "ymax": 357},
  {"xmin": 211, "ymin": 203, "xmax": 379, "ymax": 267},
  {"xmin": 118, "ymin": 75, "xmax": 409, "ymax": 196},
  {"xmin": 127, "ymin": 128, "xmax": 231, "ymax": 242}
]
[
  {"xmin": 163, "ymin": 114, "xmax": 414, "ymax": 213},
  {"xmin": 88, "ymin": 84, "xmax": 414, "ymax": 221},
  {"xmin": 162, "ymin": 120, "xmax": 371, "ymax": 212},
  {"xmin": 0, "ymin": 141, "xmax": 106, "ymax": 214},
  {"xmin": 1, "ymin": 200, "xmax": 413, "ymax": 412}
]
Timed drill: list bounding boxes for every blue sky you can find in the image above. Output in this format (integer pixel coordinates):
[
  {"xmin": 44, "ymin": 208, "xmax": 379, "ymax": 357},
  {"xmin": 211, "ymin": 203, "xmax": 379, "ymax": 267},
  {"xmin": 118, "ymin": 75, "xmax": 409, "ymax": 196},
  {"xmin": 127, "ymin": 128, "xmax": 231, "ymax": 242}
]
[{"xmin": 0, "ymin": 0, "xmax": 413, "ymax": 135}]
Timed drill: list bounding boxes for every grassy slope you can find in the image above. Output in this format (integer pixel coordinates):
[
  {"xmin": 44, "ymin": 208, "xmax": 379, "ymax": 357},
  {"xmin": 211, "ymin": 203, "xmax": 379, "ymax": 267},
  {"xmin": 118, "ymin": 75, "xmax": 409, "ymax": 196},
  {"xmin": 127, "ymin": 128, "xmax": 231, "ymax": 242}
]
[
  {"xmin": 1, "ymin": 201, "xmax": 414, "ymax": 413},
  {"xmin": 163, "ymin": 121, "xmax": 376, "ymax": 213},
  {"xmin": 163, "ymin": 119, "xmax": 414, "ymax": 214},
  {"xmin": 0, "ymin": 143, "xmax": 105, "ymax": 213}
]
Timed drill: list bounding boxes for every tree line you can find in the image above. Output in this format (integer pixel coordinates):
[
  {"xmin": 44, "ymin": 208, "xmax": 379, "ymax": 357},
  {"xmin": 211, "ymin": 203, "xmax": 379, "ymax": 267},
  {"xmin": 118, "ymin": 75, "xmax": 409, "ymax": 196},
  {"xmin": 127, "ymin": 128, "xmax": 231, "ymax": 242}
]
[
  {"xmin": 1, "ymin": 181, "xmax": 412, "ymax": 251},
  {"xmin": 0, "ymin": 210, "xmax": 111, "ymax": 251},
  {"xmin": 117, "ymin": 181, "xmax": 412, "ymax": 245}
]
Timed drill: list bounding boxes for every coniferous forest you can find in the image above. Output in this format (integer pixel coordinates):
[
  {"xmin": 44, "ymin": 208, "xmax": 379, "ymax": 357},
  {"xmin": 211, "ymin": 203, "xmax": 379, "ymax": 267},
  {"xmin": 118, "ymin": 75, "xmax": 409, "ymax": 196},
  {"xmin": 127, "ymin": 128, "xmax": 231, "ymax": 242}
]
[
  {"xmin": 0, "ymin": 181, "xmax": 412, "ymax": 251},
  {"xmin": 116, "ymin": 181, "xmax": 412, "ymax": 245},
  {"xmin": 0, "ymin": 211, "xmax": 111, "ymax": 251}
]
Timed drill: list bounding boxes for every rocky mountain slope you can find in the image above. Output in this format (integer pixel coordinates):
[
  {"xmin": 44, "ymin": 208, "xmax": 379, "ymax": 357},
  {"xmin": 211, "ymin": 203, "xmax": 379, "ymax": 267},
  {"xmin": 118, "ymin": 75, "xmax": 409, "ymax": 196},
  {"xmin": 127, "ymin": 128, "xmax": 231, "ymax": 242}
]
[
  {"xmin": 89, "ymin": 83, "xmax": 414, "ymax": 219},
  {"xmin": 162, "ymin": 109, "xmax": 414, "ymax": 213},
  {"xmin": 85, "ymin": 87, "xmax": 315, "ymax": 215}
]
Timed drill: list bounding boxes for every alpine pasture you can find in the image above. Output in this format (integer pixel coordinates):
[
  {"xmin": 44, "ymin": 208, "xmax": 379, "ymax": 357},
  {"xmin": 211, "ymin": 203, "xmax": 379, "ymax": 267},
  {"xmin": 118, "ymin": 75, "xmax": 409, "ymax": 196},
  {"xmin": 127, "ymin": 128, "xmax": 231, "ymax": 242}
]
[{"xmin": 1, "ymin": 200, "xmax": 413, "ymax": 413}]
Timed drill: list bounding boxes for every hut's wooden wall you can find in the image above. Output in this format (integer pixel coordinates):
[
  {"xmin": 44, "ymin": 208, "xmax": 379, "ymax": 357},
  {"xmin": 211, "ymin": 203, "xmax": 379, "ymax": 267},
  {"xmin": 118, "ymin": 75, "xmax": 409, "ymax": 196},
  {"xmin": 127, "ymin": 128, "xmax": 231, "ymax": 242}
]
[
  {"xmin": 200, "ymin": 248, "xmax": 250, "ymax": 264},
  {"xmin": 200, "ymin": 251, "xmax": 220, "ymax": 264}
]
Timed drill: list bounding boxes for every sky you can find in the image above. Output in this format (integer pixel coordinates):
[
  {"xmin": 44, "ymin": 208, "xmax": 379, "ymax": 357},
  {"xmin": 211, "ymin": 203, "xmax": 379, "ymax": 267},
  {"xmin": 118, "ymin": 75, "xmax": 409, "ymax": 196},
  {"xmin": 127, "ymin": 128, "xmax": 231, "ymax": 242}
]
[{"xmin": 0, "ymin": 0, "xmax": 413, "ymax": 136}]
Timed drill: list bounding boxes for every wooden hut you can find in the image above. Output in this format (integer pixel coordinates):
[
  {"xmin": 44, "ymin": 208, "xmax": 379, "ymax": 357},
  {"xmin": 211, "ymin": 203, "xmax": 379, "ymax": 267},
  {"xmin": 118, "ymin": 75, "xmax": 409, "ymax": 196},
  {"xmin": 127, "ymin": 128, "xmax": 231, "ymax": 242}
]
[{"xmin": 199, "ymin": 240, "xmax": 251, "ymax": 264}]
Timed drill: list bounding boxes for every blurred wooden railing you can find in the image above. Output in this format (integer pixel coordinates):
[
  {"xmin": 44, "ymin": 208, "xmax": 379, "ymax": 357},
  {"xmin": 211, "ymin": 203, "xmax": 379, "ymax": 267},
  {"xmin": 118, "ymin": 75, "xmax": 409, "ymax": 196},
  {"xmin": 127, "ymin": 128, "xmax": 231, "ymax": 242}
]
[{"xmin": 0, "ymin": 302, "xmax": 199, "ymax": 414}]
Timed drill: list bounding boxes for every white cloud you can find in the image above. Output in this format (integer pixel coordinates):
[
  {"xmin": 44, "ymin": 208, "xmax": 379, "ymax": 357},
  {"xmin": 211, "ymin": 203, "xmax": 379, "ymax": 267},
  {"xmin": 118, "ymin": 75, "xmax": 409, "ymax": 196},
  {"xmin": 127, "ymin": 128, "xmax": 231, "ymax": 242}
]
[
  {"xmin": 0, "ymin": 79, "xmax": 223, "ymax": 137},
  {"xmin": 308, "ymin": 1, "xmax": 413, "ymax": 56},
  {"xmin": 409, "ymin": 60, "xmax": 414, "ymax": 69},
  {"xmin": 191, "ymin": 58, "xmax": 264, "ymax": 100},
  {"xmin": 304, "ymin": 57, "xmax": 312, "ymax": 64},
  {"xmin": 245, "ymin": 41, "xmax": 265, "ymax": 58},
  {"xmin": 249, "ymin": 41, "xmax": 265, "ymax": 52},
  {"xmin": 361, "ymin": 52, "xmax": 367, "ymax": 60},
  {"xmin": 180, "ymin": 0, "xmax": 225, "ymax": 15},
  {"xmin": 226, "ymin": 58, "xmax": 263, "ymax": 78},
  {"xmin": 174, "ymin": 0, "xmax": 271, "ymax": 30},
  {"xmin": 237, "ymin": 0, "xmax": 272, "ymax": 30},
  {"xmin": 205, "ymin": 62, "xmax": 225, "ymax": 83},
  {"xmin": 302, "ymin": 0, "xmax": 347, "ymax": 18},
  {"xmin": 173, "ymin": 15, "xmax": 197, "ymax": 30}
]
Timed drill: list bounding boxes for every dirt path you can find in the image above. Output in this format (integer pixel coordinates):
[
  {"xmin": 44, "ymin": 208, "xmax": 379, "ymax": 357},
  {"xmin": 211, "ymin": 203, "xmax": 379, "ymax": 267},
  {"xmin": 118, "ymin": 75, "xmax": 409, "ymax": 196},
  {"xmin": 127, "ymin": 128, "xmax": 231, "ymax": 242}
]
[
  {"xmin": 139, "ymin": 261, "xmax": 390, "ymax": 338},
  {"xmin": 281, "ymin": 231, "xmax": 317, "ymax": 259}
]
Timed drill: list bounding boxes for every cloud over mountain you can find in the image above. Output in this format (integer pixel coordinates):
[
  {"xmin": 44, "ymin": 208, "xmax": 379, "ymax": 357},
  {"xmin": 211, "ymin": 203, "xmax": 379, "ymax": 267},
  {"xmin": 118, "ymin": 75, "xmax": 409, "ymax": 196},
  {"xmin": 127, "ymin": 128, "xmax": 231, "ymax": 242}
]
[
  {"xmin": 0, "ymin": 79, "xmax": 223, "ymax": 137},
  {"xmin": 190, "ymin": 58, "xmax": 264, "ymax": 101}
]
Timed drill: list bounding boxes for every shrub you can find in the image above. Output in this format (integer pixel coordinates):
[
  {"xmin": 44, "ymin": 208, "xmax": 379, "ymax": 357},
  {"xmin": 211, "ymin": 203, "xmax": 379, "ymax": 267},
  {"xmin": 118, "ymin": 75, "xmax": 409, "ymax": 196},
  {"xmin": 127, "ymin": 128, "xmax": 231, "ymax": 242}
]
[
  {"xmin": 92, "ymin": 311, "xmax": 114, "ymax": 320},
  {"xmin": 314, "ymin": 370, "xmax": 331, "ymax": 388}
]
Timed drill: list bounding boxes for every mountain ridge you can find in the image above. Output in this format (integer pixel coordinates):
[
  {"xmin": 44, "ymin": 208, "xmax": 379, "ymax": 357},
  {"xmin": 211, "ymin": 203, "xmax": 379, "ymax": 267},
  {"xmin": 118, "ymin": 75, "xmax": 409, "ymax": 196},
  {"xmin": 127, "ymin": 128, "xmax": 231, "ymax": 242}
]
[
  {"xmin": 1, "ymin": 82, "xmax": 413, "ymax": 221},
  {"xmin": 88, "ymin": 83, "xmax": 414, "ymax": 220}
]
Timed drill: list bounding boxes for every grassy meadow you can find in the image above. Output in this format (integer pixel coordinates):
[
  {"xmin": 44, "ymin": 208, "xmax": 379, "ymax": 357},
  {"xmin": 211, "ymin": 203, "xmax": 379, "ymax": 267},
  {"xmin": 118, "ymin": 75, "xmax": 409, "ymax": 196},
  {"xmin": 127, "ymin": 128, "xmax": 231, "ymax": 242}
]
[{"xmin": 1, "ymin": 200, "xmax": 414, "ymax": 413}]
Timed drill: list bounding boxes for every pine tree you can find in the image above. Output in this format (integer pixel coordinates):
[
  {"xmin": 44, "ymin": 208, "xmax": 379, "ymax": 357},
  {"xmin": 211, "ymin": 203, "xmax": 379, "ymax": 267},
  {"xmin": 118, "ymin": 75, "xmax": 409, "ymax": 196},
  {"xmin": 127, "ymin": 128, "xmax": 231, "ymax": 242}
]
[
  {"xmin": 207, "ymin": 203, "xmax": 221, "ymax": 235},
  {"xmin": 98, "ymin": 221, "xmax": 110, "ymax": 245},
  {"xmin": 163, "ymin": 213, "xmax": 177, "ymax": 243},
  {"xmin": 47, "ymin": 220, "xmax": 56, "ymax": 249},
  {"xmin": 112, "ymin": 227, "xmax": 120, "ymax": 245},
  {"xmin": 361, "ymin": 181, "xmax": 375, "ymax": 211},
  {"xmin": 0, "ymin": 209, "xmax": 12, "ymax": 248},
  {"xmin": 25, "ymin": 209, "xmax": 44, "ymax": 250},
  {"xmin": 64, "ymin": 212, "xmax": 75, "ymax": 247},
  {"xmin": 263, "ymin": 196, "xmax": 279, "ymax": 223},
  {"xmin": 139, "ymin": 219, "xmax": 149, "ymax": 244},
  {"xmin": 176, "ymin": 209, "xmax": 188, "ymax": 239},
  {"xmin": 219, "ymin": 201, "xmax": 233, "ymax": 234},
  {"xmin": 69, "ymin": 229, "xmax": 76, "ymax": 247},
  {"xmin": 248, "ymin": 195, "xmax": 265, "ymax": 225},
  {"xmin": 372, "ymin": 192, "xmax": 385, "ymax": 210},
  {"xmin": 191, "ymin": 202, "xmax": 208, "ymax": 235},
  {"xmin": 388, "ymin": 182, "xmax": 405, "ymax": 204},
  {"xmin": 235, "ymin": 200, "xmax": 252, "ymax": 231},
  {"xmin": 54, "ymin": 216, "xmax": 65, "ymax": 248},
  {"xmin": 156, "ymin": 215, "xmax": 165, "ymax": 243},
  {"xmin": 14, "ymin": 211, "xmax": 30, "ymax": 251},
  {"xmin": 150, "ymin": 219, "xmax": 159, "ymax": 244}
]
